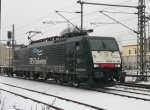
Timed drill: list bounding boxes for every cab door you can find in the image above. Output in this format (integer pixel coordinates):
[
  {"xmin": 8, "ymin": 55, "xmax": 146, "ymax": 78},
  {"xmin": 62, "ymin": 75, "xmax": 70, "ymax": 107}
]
[{"xmin": 66, "ymin": 42, "xmax": 76, "ymax": 74}]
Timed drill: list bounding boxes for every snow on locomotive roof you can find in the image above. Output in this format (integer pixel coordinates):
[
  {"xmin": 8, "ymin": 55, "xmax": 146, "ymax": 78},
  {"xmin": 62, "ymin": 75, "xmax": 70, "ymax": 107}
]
[
  {"xmin": 28, "ymin": 31, "xmax": 116, "ymax": 45},
  {"xmin": 26, "ymin": 35, "xmax": 116, "ymax": 48},
  {"xmin": 29, "ymin": 31, "xmax": 88, "ymax": 44},
  {"xmin": 15, "ymin": 33, "xmax": 116, "ymax": 50}
]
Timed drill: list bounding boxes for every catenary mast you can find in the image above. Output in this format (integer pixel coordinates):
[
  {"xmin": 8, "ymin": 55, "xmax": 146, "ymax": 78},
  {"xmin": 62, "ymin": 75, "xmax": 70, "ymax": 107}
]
[
  {"xmin": 137, "ymin": 0, "xmax": 147, "ymax": 81},
  {"xmin": 77, "ymin": 0, "xmax": 148, "ymax": 81}
]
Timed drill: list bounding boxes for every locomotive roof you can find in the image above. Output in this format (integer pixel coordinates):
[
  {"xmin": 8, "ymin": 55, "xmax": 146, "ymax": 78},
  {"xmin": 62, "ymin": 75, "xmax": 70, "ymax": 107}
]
[
  {"xmin": 15, "ymin": 35, "xmax": 116, "ymax": 49},
  {"xmin": 28, "ymin": 35, "xmax": 87, "ymax": 48}
]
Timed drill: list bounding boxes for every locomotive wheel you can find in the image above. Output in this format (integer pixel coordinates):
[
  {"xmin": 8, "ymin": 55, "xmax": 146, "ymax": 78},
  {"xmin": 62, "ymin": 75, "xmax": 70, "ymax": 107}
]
[
  {"xmin": 22, "ymin": 73, "xmax": 27, "ymax": 79},
  {"xmin": 56, "ymin": 79, "xmax": 63, "ymax": 85},
  {"xmin": 30, "ymin": 75, "xmax": 34, "ymax": 80},
  {"xmin": 120, "ymin": 77, "xmax": 125, "ymax": 83},
  {"xmin": 23, "ymin": 75, "xmax": 26, "ymax": 79},
  {"xmin": 10, "ymin": 73, "xmax": 14, "ymax": 77},
  {"xmin": 73, "ymin": 81, "xmax": 79, "ymax": 87},
  {"xmin": 72, "ymin": 75, "xmax": 80, "ymax": 87},
  {"xmin": 43, "ymin": 73, "xmax": 48, "ymax": 80},
  {"xmin": 30, "ymin": 72, "xmax": 38, "ymax": 80}
]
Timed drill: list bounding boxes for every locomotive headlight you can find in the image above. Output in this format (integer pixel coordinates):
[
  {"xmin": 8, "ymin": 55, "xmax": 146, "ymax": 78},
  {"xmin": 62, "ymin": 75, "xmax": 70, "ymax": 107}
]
[
  {"xmin": 94, "ymin": 64, "xmax": 99, "ymax": 67},
  {"xmin": 115, "ymin": 64, "xmax": 120, "ymax": 67}
]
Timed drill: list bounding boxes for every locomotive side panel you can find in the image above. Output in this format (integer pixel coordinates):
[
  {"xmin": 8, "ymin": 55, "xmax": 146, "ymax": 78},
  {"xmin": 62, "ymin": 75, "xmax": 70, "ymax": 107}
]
[
  {"xmin": 44, "ymin": 43, "xmax": 66, "ymax": 73},
  {"xmin": 13, "ymin": 47, "xmax": 30, "ymax": 71},
  {"xmin": 27, "ymin": 42, "xmax": 66, "ymax": 73}
]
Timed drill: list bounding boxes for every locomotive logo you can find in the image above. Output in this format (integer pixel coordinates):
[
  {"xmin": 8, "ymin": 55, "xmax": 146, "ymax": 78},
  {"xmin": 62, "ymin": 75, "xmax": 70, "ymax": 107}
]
[
  {"xmin": 32, "ymin": 48, "xmax": 43, "ymax": 56},
  {"xmin": 29, "ymin": 48, "xmax": 47, "ymax": 65}
]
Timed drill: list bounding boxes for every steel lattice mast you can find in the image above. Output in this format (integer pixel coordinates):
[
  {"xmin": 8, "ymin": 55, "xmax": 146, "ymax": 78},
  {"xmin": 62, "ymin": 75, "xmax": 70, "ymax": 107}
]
[
  {"xmin": 137, "ymin": 0, "xmax": 147, "ymax": 81},
  {"xmin": 77, "ymin": 0, "xmax": 148, "ymax": 81}
]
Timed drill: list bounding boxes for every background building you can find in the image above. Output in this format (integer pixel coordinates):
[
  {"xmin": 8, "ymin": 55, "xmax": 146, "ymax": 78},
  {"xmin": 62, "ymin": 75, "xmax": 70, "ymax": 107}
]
[
  {"xmin": 122, "ymin": 37, "xmax": 150, "ymax": 70},
  {"xmin": 0, "ymin": 43, "xmax": 12, "ymax": 66},
  {"xmin": 122, "ymin": 44, "xmax": 137, "ymax": 69}
]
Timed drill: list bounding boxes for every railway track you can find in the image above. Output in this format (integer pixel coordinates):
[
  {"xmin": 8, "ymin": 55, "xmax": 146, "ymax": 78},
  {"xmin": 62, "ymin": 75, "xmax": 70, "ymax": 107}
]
[
  {"xmin": 32, "ymin": 79, "xmax": 150, "ymax": 101},
  {"xmin": 1, "ymin": 75, "xmax": 150, "ymax": 103},
  {"xmin": 0, "ymin": 81, "xmax": 105, "ymax": 110},
  {"xmin": 88, "ymin": 82, "xmax": 150, "ymax": 102},
  {"xmin": 0, "ymin": 88, "xmax": 63, "ymax": 110},
  {"xmin": 116, "ymin": 82, "xmax": 150, "ymax": 89},
  {"xmin": 76, "ymin": 79, "xmax": 150, "ymax": 101},
  {"xmin": 91, "ymin": 87, "xmax": 150, "ymax": 101}
]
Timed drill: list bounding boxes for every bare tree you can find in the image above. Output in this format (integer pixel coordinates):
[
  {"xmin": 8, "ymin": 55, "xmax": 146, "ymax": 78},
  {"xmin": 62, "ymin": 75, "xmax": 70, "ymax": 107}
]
[{"xmin": 60, "ymin": 25, "xmax": 80, "ymax": 35}]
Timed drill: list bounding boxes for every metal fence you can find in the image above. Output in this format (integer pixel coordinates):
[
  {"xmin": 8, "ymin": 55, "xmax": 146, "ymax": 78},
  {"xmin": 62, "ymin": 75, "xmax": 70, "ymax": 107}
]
[{"xmin": 122, "ymin": 54, "xmax": 150, "ymax": 70}]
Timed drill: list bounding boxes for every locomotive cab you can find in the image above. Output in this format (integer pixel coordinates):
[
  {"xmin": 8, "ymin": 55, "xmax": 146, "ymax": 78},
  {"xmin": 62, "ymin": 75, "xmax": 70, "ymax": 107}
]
[{"xmin": 87, "ymin": 37, "xmax": 126, "ymax": 83}]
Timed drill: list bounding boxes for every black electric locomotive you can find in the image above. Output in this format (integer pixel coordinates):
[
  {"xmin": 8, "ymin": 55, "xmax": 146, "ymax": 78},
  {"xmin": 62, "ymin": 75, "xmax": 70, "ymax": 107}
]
[{"xmin": 11, "ymin": 32, "xmax": 125, "ymax": 86}]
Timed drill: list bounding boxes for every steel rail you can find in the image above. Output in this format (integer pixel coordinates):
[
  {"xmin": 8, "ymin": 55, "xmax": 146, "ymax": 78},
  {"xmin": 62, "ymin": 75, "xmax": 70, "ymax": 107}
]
[
  {"xmin": 103, "ymin": 87, "xmax": 150, "ymax": 96},
  {"xmin": 1, "ymin": 76, "xmax": 150, "ymax": 102},
  {"xmin": 0, "ymin": 81, "xmax": 105, "ymax": 110},
  {"xmin": 91, "ymin": 87, "xmax": 150, "ymax": 101},
  {"xmin": 0, "ymin": 88, "xmax": 63, "ymax": 110},
  {"xmin": 116, "ymin": 82, "xmax": 150, "ymax": 89}
]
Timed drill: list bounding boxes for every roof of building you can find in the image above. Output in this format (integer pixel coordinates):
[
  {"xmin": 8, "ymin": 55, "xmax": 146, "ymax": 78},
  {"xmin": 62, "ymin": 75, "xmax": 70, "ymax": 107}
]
[{"xmin": 122, "ymin": 44, "xmax": 137, "ymax": 47}]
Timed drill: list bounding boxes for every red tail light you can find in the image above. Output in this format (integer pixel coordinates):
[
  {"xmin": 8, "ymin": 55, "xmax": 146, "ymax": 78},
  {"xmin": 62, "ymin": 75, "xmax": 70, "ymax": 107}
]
[{"xmin": 99, "ymin": 64, "xmax": 115, "ymax": 68}]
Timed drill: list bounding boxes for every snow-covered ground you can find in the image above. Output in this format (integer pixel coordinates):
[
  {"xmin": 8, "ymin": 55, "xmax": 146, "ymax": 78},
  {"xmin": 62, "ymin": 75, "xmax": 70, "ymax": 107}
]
[{"xmin": 0, "ymin": 76, "xmax": 150, "ymax": 110}]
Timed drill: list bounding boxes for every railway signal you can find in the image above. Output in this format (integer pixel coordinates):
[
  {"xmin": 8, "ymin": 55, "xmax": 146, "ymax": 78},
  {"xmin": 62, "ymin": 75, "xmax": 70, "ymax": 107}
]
[{"xmin": 7, "ymin": 31, "xmax": 12, "ymax": 39}]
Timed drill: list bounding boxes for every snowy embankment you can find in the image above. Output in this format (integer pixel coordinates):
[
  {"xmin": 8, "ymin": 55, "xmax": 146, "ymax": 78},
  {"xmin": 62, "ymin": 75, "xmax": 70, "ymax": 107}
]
[{"xmin": 0, "ymin": 76, "xmax": 150, "ymax": 110}]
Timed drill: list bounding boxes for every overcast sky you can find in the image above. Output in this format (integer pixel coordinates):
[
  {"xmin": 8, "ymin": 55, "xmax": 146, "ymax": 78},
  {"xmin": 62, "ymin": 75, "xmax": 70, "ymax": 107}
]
[{"xmin": 1, "ymin": 0, "xmax": 150, "ymax": 45}]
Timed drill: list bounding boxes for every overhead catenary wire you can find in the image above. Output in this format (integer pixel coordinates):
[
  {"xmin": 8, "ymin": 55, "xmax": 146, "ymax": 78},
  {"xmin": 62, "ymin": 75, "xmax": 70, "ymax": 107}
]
[
  {"xmin": 14, "ymin": 0, "xmax": 139, "ymax": 43},
  {"xmin": 56, "ymin": 10, "xmax": 80, "ymax": 14},
  {"xmin": 14, "ymin": 3, "xmax": 77, "ymax": 31},
  {"xmin": 91, "ymin": 17, "xmax": 137, "ymax": 27},
  {"xmin": 78, "ymin": 1, "xmax": 137, "ymax": 8},
  {"xmin": 99, "ymin": 10, "xmax": 137, "ymax": 15},
  {"xmin": 82, "ymin": 0, "xmax": 138, "ymax": 25},
  {"xmin": 56, "ymin": 11, "xmax": 81, "ymax": 31},
  {"xmin": 16, "ymin": 0, "xmax": 136, "ymax": 32},
  {"xmin": 13, "ymin": 3, "xmax": 78, "ymax": 39},
  {"xmin": 99, "ymin": 11, "xmax": 138, "ymax": 34},
  {"xmin": 15, "ymin": 14, "xmax": 137, "ymax": 42}
]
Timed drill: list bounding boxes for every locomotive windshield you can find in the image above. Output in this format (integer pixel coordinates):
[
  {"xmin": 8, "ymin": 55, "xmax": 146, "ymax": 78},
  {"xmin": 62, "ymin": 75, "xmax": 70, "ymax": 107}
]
[{"xmin": 89, "ymin": 39, "xmax": 118, "ymax": 51}]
